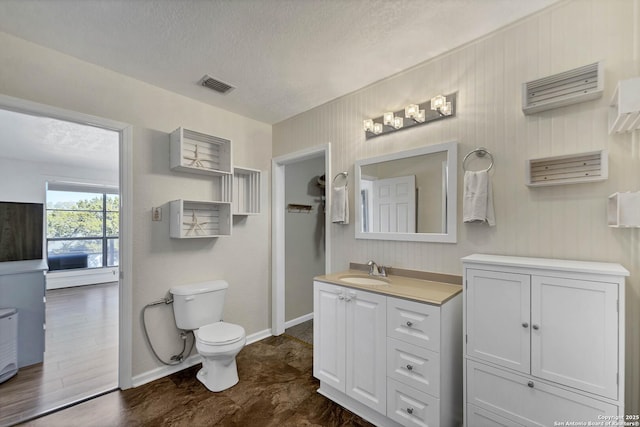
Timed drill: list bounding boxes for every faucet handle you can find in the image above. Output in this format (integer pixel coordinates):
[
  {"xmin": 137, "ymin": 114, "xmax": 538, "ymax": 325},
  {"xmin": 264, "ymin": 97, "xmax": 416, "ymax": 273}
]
[{"xmin": 379, "ymin": 266, "xmax": 387, "ymax": 276}]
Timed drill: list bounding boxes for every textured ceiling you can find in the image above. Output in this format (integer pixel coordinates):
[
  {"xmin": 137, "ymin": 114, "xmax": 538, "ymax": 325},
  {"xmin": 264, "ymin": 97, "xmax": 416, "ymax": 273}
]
[{"xmin": 0, "ymin": 0, "xmax": 560, "ymax": 125}]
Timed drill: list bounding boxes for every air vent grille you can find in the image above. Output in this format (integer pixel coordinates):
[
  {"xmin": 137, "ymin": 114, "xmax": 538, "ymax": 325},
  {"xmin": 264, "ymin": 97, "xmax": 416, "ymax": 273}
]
[
  {"xmin": 199, "ymin": 75, "xmax": 235, "ymax": 95},
  {"xmin": 522, "ymin": 62, "xmax": 603, "ymax": 114}
]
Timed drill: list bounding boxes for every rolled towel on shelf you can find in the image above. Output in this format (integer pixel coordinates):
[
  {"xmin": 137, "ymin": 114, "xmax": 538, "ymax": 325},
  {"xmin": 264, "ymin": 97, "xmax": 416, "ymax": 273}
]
[
  {"xmin": 463, "ymin": 170, "xmax": 495, "ymax": 226},
  {"xmin": 331, "ymin": 185, "xmax": 349, "ymax": 224}
]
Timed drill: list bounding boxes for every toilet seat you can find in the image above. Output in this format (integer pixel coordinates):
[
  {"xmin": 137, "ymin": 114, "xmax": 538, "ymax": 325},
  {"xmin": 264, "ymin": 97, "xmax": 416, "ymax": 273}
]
[{"xmin": 196, "ymin": 322, "xmax": 245, "ymax": 345}]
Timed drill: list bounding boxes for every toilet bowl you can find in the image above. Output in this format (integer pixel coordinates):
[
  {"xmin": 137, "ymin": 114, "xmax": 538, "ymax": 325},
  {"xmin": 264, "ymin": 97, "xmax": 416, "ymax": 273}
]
[
  {"xmin": 169, "ymin": 280, "xmax": 246, "ymax": 392},
  {"xmin": 194, "ymin": 322, "xmax": 246, "ymax": 392}
]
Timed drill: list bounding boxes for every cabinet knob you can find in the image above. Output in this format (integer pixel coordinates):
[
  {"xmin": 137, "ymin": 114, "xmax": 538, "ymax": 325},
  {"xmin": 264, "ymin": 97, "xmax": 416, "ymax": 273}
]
[
  {"xmin": 406, "ymin": 321, "xmax": 413, "ymax": 327},
  {"xmin": 406, "ymin": 364, "xmax": 413, "ymax": 371},
  {"xmin": 528, "ymin": 381, "xmax": 534, "ymax": 388},
  {"xmin": 406, "ymin": 408, "xmax": 414, "ymax": 415},
  {"xmin": 522, "ymin": 322, "xmax": 529, "ymax": 328},
  {"xmin": 532, "ymin": 324, "xmax": 540, "ymax": 330}
]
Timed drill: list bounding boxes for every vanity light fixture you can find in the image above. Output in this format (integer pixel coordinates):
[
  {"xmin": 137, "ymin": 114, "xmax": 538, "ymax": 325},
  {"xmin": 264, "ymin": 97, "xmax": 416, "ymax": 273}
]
[{"xmin": 363, "ymin": 92, "xmax": 457, "ymax": 139}]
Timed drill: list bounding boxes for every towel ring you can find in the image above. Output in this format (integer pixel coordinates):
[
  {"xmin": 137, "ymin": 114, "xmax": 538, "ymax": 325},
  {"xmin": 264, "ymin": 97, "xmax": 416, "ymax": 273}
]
[
  {"xmin": 333, "ymin": 171, "xmax": 348, "ymax": 187},
  {"xmin": 463, "ymin": 147, "xmax": 494, "ymax": 172}
]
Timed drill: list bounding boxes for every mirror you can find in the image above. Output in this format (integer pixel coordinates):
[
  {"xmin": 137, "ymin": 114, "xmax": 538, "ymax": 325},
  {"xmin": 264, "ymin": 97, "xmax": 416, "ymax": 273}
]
[{"xmin": 354, "ymin": 141, "xmax": 457, "ymax": 243}]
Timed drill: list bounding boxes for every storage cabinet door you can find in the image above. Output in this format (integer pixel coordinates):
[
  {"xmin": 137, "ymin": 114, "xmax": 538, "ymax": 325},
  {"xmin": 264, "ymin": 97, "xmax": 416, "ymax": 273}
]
[
  {"xmin": 466, "ymin": 269, "xmax": 531, "ymax": 373},
  {"xmin": 531, "ymin": 276, "xmax": 619, "ymax": 399},
  {"xmin": 345, "ymin": 288, "xmax": 387, "ymax": 414},
  {"xmin": 313, "ymin": 281, "xmax": 346, "ymax": 392}
]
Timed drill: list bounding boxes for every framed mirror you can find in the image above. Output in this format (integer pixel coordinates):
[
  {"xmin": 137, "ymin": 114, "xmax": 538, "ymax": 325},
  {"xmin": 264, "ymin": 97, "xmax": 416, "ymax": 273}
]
[{"xmin": 354, "ymin": 141, "xmax": 457, "ymax": 243}]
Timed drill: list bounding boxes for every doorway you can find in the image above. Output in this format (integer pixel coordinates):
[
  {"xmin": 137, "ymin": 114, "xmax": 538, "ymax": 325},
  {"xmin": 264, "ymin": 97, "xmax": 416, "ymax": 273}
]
[
  {"xmin": 272, "ymin": 144, "xmax": 331, "ymax": 336},
  {"xmin": 0, "ymin": 95, "xmax": 132, "ymax": 425}
]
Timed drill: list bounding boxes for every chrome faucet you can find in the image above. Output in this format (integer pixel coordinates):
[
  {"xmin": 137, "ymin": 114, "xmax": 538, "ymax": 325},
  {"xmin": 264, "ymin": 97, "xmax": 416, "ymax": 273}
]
[{"xmin": 367, "ymin": 260, "xmax": 387, "ymax": 277}]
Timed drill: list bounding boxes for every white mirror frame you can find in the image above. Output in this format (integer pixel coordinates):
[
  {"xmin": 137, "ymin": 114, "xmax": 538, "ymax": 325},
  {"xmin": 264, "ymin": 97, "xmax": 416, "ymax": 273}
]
[{"xmin": 354, "ymin": 140, "xmax": 457, "ymax": 243}]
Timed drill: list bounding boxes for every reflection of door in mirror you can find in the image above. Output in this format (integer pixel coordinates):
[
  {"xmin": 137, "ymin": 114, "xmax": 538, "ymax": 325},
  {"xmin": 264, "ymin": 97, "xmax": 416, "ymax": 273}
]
[{"xmin": 370, "ymin": 176, "xmax": 416, "ymax": 233}]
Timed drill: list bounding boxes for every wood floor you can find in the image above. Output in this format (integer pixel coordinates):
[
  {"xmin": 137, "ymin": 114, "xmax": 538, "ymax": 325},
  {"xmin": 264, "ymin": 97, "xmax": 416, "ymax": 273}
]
[
  {"xmin": 0, "ymin": 282, "xmax": 118, "ymax": 427},
  {"xmin": 19, "ymin": 335, "xmax": 372, "ymax": 427}
]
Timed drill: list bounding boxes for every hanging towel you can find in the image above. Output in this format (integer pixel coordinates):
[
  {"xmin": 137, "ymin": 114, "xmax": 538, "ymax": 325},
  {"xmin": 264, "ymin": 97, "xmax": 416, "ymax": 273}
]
[
  {"xmin": 331, "ymin": 185, "xmax": 349, "ymax": 224},
  {"xmin": 463, "ymin": 170, "xmax": 495, "ymax": 226}
]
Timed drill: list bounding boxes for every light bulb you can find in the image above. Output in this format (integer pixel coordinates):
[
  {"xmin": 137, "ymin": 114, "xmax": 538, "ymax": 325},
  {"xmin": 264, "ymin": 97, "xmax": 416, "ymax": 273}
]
[
  {"xmin": 440, "ymin": 102, "xmax": 452, "ymax": 116},
  {"xmin": 430, "ymin": 95, "xmax": 446, "ymax": 111},
  {"xmin": 393, "ymin": 116, "xmax": 404, "ymax": 129},
  {"xmin": 373, "ymin": 123, "xmax": 383, "ymax": 134},
  {"xmin": 404, "ymin": 104, "xmax": 419, "ymax": 119},
  {"xmin": 383, "ymin": 112, "xmax": 395, "ymax": 126},
  {"xmin": 363, "ymin": 119, "xmax": 374, "ymax": 132}
]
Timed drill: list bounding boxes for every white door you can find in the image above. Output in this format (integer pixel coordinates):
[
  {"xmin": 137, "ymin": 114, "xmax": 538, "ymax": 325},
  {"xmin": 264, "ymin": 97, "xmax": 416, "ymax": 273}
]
[
  {"xmin": 531, "ymin": 276, "xmax": 619, "ymax": 399},
  {"xmin": 345, "ymin": 288, "xmax": 387, "ymax": 413},
  {"xmin": 313, "ymin": 281, "xmax": 346, "ymax": 392},
  {"xmin": 372, "ymin": 176, "xmax": 416, "ymax": 233},
  {"xmin": 466, "ymin": 269, "xmax": 531, "ymax": 373}
]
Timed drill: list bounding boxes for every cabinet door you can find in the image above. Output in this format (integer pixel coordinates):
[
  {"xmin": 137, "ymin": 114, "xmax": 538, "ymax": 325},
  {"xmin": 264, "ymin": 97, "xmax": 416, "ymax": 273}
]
[
  {"xmin": 313, "ymin": 281, "xmax": 346, "ymax": 392},
  {"xmin": 531, "ymin": 276, "xmax": 619, "ymax": 399},
  {"xmin": 345, "ymin": 288, "xmax": 387, "ymax": 414},
  {"xmin": 466, "ymin": 269, "xmax": 531, "ymax": 373}
]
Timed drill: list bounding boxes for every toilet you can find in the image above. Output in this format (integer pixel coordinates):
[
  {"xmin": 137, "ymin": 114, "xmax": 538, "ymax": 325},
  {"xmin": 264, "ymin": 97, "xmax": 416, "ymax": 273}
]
[{"xmin": 170, "ymin": 280, "xmax": 246, "ymax": 392}]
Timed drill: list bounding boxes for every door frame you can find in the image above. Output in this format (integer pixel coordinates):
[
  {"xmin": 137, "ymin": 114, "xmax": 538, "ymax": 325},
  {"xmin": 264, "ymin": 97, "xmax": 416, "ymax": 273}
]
[
  {"xmin": 0, "ymin": 94, "xmax": 134, "ymax": 389},
  {"xmin": 271, "ymin": 143, "xmax": 331, "ymax": 335}
]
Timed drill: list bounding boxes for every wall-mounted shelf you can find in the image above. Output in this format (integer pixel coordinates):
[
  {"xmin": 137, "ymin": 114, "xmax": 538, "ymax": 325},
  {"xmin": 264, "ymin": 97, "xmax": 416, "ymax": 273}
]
[
  {"xmin": 608, "ymin": 77, "xmax": 640, "ymax": 134},
  {"xmin": 221, "ymin": 167, "xmax": 261, "ymax": 215},
  {"xmin": 170, "ymin": 127, "xmax": 232, "ymax": 176},
  {"xmin": 169, "ymin": 199, "xmax": 231, "ymax": 238},
  {"xmin": 608, "ymin": 192, "xmax": 640, "ymax": 228},
  {"xmin": 522, "ymin": 62, "xmax": 603, "ymax": 115},
  {"xmin": 526, "ymin": 150, "xmax": 607, "ymax": 187}
]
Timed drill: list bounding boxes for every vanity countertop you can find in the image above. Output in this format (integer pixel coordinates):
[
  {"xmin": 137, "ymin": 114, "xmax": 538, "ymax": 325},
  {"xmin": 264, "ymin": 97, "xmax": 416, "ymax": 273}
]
[{"xmin": 315, "ymin": 269, "xmax": 462, "ymax": 305}]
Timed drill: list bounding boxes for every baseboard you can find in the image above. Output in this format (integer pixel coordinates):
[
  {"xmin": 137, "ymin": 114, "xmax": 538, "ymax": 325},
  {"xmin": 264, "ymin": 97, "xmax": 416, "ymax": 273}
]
[
  {"xmin": 285, "ymin": 312, "xmax": 313, "ymax": 329},
  {"xmin": 46, "ymin": 267, "xmax": 119, "ymax": 290},
  {"xmin": 131, "ymin": 328, "xmax": 272, "ymax": 388}
]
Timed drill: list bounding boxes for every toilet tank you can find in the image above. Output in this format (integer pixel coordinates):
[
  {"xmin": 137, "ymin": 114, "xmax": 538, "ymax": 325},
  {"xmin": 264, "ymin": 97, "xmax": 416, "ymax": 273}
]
[{"xmin": 170, "ymin": 280, "xmax": 228, "ymax": 330}]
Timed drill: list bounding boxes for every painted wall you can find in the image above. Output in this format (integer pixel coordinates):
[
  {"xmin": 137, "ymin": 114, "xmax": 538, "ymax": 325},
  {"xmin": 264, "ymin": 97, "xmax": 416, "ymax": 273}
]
[
  {"xmin": 273, "ymin": 0, "xmax": 640, "ymax": 412},
  {"xmin": 0, "ymin": 32, "xmax": 272, "ymax": 379},
  {"xmin": 284, "ymin": 156, "xmax": 325, "ymax": 322}
]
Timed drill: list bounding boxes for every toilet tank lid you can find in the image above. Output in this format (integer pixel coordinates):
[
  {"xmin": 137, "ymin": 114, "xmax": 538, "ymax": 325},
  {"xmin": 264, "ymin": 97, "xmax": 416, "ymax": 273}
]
[{"xmin": 170, "ymin": 280, "xmax": 229, "ymax": 296}]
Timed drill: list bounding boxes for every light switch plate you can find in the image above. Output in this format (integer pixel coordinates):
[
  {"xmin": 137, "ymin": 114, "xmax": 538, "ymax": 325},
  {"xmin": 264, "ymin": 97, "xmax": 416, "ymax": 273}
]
[{"xmin": 152, "ymin": 207, "xmax": 162, "ymax": 221}]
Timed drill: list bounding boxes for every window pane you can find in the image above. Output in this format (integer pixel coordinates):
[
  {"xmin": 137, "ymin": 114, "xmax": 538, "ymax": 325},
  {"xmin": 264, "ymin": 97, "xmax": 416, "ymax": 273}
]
[
  {"xmin": 106, "ymin": 212, "xmax": 119, "ymax": 237},
  {"xmin": 106, "ymin": 194, "xmax": 119, "ymax": 212},
  {"xmin": 47, "ymin": 211, "xmax": 103, "ymax": 238},
  {"xmin": 107, "ymin": 238, "xmax": 119, "ymax": 267},
  {"xmin": 47, "ymin": 239, "xmax": 102, "ymax": 270},
  {"xmin": 47, "ymin": 190, "xmax": 104, "ymax": 211}
]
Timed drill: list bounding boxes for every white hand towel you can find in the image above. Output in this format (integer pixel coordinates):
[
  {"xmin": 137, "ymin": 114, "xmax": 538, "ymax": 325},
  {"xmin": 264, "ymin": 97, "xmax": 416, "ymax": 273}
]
[
  {"xmin": 331, "ymin": 185, "xmax": 349, "ymax": 224},
  {"xmin": 463, "ymin": 170, "xmax": 495, "ymax": 226}
]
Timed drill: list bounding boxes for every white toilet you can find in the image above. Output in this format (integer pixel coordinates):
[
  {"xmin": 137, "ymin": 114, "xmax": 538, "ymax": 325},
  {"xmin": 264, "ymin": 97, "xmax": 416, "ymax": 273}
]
[{"xmin": 170, "ymin": 280, "xmax": 246, "ymax": 392}]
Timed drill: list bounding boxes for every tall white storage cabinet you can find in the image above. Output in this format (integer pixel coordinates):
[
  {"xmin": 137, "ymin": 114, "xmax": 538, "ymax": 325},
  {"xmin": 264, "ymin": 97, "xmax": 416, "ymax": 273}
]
[{"xmin": 462, "ymin": 254, "xmax": 628, "ymax": 426}]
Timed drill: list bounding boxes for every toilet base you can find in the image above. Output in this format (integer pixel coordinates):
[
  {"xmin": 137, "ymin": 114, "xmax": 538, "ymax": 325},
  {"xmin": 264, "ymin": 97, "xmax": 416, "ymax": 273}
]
[{"xmin": 197, "ymin": 357, "xmax": 239, "ymax": 392}]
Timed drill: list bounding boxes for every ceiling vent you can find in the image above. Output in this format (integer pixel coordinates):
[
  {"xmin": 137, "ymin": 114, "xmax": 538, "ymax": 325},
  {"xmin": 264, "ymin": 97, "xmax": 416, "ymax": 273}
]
[
  {"xmin": 522, "ymin": 62, "xmax": 603, "ymax": 115},
  {"xmin": 198, "ymin": 75, "xmax": 235, "ymax": 95}
]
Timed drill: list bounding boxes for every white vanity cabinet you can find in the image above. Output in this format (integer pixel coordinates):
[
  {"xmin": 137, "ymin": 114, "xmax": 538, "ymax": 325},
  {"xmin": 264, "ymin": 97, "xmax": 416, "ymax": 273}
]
[
  {"xmin": 314, "ymin": 281, "xmax": 387, "ymax": 413},
  {"xmin": 313, "ymin": 278, "xmax": 462, "ymax": 427},
  {"xmin": 462, "ymin": 254, "xmax": 628, "ymax": 426}
]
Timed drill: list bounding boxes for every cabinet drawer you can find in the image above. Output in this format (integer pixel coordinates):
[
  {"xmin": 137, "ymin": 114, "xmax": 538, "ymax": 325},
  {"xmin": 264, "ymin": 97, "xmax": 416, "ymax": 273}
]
[
  {"xmin": 387, "ymin": 298, "xmax": 440, "ymax": 351},
  {"xmin": 387, "ymin": 378, "xmax": 439, "ymax": 427},
  {"xmin": 387, "ymin": 337, "xmax": 440, "ymax": 397},
  {"xmin": 467, "ymin": 404, "xmax": 524, "ymax": 426},
  {"xmin": 466, "ymin": 360, "xmax": 618, "ymax": 425}
]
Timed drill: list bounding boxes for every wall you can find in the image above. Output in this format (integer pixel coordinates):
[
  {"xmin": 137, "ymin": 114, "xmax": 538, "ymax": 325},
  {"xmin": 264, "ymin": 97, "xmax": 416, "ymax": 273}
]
[
  {"xmin": 273, "ymin": 0, "xmax": 640, "ymax": 412},
  {"xmin": 284, "ymin": 156, "xmax": 325, "ymax": 322},
  {"xmin": 0, "ymin": 31, "xmax": 272, "ymax": 379}
]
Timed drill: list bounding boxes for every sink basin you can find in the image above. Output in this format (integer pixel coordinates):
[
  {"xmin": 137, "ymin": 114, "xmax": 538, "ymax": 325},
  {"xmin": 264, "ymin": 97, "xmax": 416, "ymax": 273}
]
[{"xmin": 338, "ymin": 274, "xmax": 390, "ymax": 286}]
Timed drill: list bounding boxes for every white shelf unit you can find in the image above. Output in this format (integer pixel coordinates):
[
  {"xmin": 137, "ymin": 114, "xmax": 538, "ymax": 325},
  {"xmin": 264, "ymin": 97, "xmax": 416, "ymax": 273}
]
[
  {"xmin": 609, "ymin": 77, "xmax": 640, "ymax": 134},
  {"xmin": 522, "ymin": 62, "xmax": 603, "ymax": 115},
  {"xmin": 221, "ymin": 167, "xmax": 261, "ymax": 215},
  {"xmin": 170, "ymin": 127, "xmax": 232, "ymax": 176},
  {"xmin": 169, "ymin": 199, "xmax": 231, "ymax": 238},
  {"xmin": 526, "ymin": 150, "xmax": 607, "ymax": 187},
  {"xmin": 608, "ymin": 191, "xmax": 640, "ymax": 228}
]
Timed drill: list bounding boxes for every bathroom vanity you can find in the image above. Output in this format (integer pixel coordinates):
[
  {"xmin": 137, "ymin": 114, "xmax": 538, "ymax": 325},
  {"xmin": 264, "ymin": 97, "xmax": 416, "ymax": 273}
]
[{"xmin": 313, "ymin": 269, "xmax": 463, "ymax": 427}]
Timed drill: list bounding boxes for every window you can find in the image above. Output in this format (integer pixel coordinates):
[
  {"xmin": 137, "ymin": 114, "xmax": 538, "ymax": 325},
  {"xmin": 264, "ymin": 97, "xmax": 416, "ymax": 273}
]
[{"xmin": 46, "ymin": 189, "xmax": 119, "ymax": 271}]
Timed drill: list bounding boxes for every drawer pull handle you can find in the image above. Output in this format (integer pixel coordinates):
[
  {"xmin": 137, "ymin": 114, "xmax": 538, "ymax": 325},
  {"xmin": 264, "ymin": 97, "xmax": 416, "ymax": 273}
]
[
  {"xmin": 406, "ymin": 321, "xmax": 413, "ymax": 327},
  {"xmin": 522, "ymin": 322, "xmax": 529, "ymax": 328},
  {"xmin": 406, "ymin": 408, "xmax": 414, "ymax": 415},
  {"xmin": 406, "ymin": 364, "xmax": 413, "ymax": 371},
  {"xmin": 532, "ymin": 324, "xmax": 540, "ymax": 330},
  {"xmin": 528, "ymin": 381, "xmax": 534, "ymax": 388}
]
